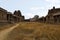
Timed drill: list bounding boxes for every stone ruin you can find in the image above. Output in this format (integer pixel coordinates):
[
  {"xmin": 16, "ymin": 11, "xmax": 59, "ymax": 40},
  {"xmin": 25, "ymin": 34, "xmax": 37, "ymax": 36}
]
[
  {"xmin": 0, "ymin": 6, "xmax": 60, "ymax": 24},
  {"xmin": 0, "ymin": 7, "xmax": 24, "ymax": 23},
  {"xmin": 39, "ymin": 7, "xmax": 60, "ymax": 24}
]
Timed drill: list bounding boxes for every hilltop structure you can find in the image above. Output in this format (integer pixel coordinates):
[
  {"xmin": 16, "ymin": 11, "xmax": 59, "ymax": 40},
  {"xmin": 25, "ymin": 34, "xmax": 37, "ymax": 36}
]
[{"xmin": 0, "ymin": 7, "xmax": 24, "ymax": 23}]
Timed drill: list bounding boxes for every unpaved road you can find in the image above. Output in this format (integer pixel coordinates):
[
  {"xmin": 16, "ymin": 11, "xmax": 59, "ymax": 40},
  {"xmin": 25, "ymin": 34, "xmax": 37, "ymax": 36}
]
[{"xmin": 0, "ymin": 23, "xmax": 20, "ymax": 40}]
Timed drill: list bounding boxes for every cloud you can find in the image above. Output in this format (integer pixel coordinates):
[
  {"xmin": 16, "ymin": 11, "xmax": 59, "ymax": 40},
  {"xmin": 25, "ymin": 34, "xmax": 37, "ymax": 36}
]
[
  {"xmin": 30, "ymin": 7, "xmax": 44, "ymax": 11},
  {"xmin": 24, "ymin": 12, "xmax": 44, "ymax": 19},
  {"xmin": 45, "ymin": 0, "xmax": 60, "ymax": 3},
  {"xmin": 24, "ymin": 11, "xmax": 48, "ymax": 19},
  {"xmin": 24, "ymin": 13, "xmax": 35, "ymax": 19},
  {"xmin": 26, "ymin": 6, "xmax": 48, "ymax": 19}
]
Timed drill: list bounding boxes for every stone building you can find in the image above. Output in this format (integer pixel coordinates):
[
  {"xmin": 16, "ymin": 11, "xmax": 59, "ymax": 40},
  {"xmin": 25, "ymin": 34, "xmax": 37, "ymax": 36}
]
[
  {"xmin": 0, "ymin": 7, "xmax": 8, "ymax": 23},
  {"xmin": 0, "ymin": 7, "xmax": 24, "ymax": 23},
  {"xmin": 14, "ymin": 10, "xmax": 24, "ymax": 22},
  {"xmin": 38, "ymin": 17, "xmax": 46, "ymax": 23},
  {"xmin": 39, "ymin": 7, "xmax": 60, "ymax": 23},
  {"xmin": 45, "ymin": 7, "xmax": 60, "ymax": 23}
]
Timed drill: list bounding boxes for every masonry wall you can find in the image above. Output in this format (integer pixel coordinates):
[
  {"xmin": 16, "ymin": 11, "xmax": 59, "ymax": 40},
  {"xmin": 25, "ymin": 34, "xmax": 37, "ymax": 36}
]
[
  {"xmin": 44, "ymin": 7, "xmax": 60, "ymax": 23},
  {"xmin": 0, "ymin": 7, "xmax": 25, "ymax": 23},
  {"xmin": 0, "ymin": 9, "xmax": 8, "ymax": 23}
]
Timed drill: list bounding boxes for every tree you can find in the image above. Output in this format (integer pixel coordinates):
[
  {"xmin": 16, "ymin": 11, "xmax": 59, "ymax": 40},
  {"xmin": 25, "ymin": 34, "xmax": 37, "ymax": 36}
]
[
  {"xmin": 33, "ymin": 15, "xmax": 39, "ymax": 19},
  {"xmin": 30, "ymin": 15, "xmax": 39, "ymax": 22}
]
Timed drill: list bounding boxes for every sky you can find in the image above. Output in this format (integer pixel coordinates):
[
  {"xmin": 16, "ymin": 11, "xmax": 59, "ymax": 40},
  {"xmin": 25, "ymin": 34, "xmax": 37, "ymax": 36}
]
[{"xmin": 0, "ymin": 0, "xmax": 60, "ymax": 19}]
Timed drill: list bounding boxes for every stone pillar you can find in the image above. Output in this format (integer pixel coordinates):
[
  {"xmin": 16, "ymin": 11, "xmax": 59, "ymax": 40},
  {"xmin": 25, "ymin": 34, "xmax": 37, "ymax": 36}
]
[
  {"xmin": 46, "ymin": 17, "xmax": 49, "ymax": 23},
  {"xmin": 56, "ymin": 16, "xmax": 60, "ymax": 23}
]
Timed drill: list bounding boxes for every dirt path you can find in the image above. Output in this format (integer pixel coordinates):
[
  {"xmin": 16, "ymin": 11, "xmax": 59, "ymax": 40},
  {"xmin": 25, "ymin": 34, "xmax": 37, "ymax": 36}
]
[{"xmin": 0, "ymin": 23, "xmax": 20, "ymax": 40}]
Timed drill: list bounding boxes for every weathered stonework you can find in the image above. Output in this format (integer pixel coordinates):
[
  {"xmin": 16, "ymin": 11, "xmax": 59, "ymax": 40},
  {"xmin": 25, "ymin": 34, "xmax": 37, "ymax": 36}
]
[
  {"xmin": 0, "ymin": 7, "xmax": 60, "ymax": 24},
  {"xmin": 39, "ymin": 7, "xmax": 60, "ymax": 24},
  {"xmin": 0, "ymin": 7, "xmax": 24, "ymax": 23},
  {"xmin": 46, "ymin": 7, "xmax": 60, "ymax": 23}
]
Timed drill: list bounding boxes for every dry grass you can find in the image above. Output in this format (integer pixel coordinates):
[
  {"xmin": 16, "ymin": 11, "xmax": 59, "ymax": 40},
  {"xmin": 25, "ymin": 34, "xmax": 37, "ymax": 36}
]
[
  {"xmin": 0, "ymin": 23, "xmax": 15, "ymax": 31},
  {"xmin": 6, "ymin": 22, "xmax": 60, "ymax": 40}
]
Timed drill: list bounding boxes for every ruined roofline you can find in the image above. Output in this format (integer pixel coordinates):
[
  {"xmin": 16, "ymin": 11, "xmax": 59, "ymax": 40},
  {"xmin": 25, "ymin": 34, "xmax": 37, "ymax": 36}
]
[
  {"xmin": 14, "ymin": 10, "xmax": 22, "ymax": 16},
  {"xmin": 7, "ymin": 12, "xmax": 24, "ymax": 18},
  {"xmin": 0, "ymin": 7, "xmax": 7, "ymax": 12},
  {"xmin": 7, "ymin": 12, "xmax": 12, "ymax": 14},
  {"xmin": 48, "ymin": 6, "xmax": 60, "ymax": 14},
  {"xmin": 49, "ymin": 7, "xmax": 60, "ymax": 11},
  {"xmin": 0, "ymin": 7, "xmax": 24, "ymax": 16}
]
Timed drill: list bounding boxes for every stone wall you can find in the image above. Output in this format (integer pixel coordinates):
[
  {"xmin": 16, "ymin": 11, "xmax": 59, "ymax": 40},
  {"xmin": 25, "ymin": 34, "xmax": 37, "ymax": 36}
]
[
  {"xmin": 0, "ymin": 7, "xmax": 25, "ymax": 23},
  {"xmin": 39, "ymin": 7, "xmax": 60, "ymax": 24}
]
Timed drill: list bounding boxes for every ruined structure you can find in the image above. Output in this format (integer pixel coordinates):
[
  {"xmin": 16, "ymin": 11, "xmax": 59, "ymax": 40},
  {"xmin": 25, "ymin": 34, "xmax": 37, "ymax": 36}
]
[
  {"xmin": 45, "ymin": 7, "xmax": 60, "ymax": 23},
  {"xmin": 39, "ymin": 7, "xmax": 60, "ymax": 23},
  {"xmin": 14, "ymin": 10, "xmax": 24, "ymax": 22},
  {"xmin": 0, "ymin": 7, "xmax": 24, "ymax": 23},
  {"xmin": 38, "ymin": 17, "xmax": 46, "ymax": 23},
  {"xmin": 0, "ymin": 6, "xmax": 60, "ymax": 24}
]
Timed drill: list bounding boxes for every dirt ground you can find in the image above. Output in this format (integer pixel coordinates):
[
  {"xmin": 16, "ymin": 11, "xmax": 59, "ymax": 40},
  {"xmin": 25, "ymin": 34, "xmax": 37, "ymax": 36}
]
[{"xmin": 0, "ymin": 22, "xmax": 60, "ymax": 40}]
